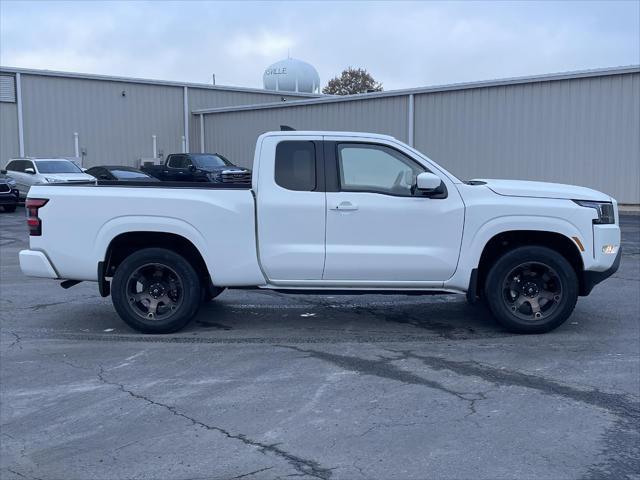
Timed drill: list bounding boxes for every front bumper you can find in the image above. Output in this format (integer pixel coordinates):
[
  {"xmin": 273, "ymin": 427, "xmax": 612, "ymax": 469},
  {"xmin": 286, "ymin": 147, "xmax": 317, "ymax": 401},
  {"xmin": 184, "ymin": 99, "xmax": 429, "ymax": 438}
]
[
  {"xmin": 19, "ymin": 250, "xmax": 59, "ymax": 278},
  {"xmin": 0, "ymin": 189, "xmax": 19, "ymax": 205},
  {"xmin": 581, "ymin": 247, "xmax": 621, "ymax": 296}
]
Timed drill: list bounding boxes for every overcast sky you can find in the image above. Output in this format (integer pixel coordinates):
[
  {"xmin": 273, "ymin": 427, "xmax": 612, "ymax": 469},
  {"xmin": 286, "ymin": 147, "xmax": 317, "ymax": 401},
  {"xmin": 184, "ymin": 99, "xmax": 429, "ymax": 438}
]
[{"xmin": 1, "ymin": 1, "xmax": 638, "ymax": 91}]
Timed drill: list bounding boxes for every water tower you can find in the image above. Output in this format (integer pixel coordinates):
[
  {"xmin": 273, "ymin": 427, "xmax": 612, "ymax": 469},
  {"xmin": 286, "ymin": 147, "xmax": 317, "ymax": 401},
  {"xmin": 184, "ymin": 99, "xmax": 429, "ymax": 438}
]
[{"xmin": 263, "ymin": 58, "xmax": 320, "ymax": 94}]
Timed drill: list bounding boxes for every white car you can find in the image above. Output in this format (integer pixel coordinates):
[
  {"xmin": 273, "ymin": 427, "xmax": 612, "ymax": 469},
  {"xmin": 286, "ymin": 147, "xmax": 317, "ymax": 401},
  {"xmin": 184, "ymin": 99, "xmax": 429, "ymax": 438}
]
[
  {"xmin": 2, "ymin": 158, "xmax": 94, "ymax": 198},
  {"xmin": 18, "ymin": 131, "xmax": 621, "ymax": 334}
]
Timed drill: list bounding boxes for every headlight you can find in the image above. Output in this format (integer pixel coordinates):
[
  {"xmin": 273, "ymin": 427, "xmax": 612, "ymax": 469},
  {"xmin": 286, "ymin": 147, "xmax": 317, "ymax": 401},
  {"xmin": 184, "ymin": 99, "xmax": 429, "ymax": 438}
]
[
  {"xmin": 7, "ymin": 179, "xmax": 16, "ymax": 187},
  {"xmin": 573, "ymin": 200, "xmax": 615, "ymax": 224}
]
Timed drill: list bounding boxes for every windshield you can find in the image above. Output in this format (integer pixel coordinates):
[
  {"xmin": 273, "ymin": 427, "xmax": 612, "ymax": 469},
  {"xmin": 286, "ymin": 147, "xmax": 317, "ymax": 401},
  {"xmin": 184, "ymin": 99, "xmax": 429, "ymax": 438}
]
[
  {"xmin": 35, "ymin": 160, "xmax": 82, "ymax": 174},
  {"xmin": 111, "ymin": 169, "xmax": 152, "ymax": 179},
  {"xmin": 191, "ymin": 154, "xmax": 232, "ymax": 169}
]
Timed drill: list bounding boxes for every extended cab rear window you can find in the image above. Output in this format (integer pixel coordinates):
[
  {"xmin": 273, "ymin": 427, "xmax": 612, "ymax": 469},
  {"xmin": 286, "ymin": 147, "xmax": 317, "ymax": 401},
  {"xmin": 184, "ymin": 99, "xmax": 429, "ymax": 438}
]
[{"xmin": 275, "ymin": 141, "xmax": 316, "ymax": 191}]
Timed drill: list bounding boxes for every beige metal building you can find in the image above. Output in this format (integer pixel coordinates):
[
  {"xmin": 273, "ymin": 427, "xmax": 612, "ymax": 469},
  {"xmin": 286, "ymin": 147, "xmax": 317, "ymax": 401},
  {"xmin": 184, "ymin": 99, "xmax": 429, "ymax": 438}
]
[
  {"xmin": 1, "ymin": 65, "xmax": 638, "ymax": 203},
  {"xmin": 194, "ymin": 66, "xmax": 640, "ymax": 205},
  {"xmin": 0, "ymin": 67, "xmax": 317, "ymax": 167}
]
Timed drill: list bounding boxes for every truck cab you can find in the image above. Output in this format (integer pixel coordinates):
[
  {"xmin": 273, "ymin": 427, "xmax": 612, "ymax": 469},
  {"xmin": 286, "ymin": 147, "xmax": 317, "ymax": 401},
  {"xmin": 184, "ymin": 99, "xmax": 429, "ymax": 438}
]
[{"xmin": 253, "ymin": 133, "xmax": 464, "ymax": 285}]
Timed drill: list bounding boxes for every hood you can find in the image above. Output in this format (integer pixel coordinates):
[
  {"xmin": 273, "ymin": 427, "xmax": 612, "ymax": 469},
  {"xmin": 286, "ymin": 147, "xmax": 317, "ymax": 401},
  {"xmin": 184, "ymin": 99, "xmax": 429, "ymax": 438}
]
[
  {"xmin": 474, "ymin": 179, "xmax": 611, "ymax": 202},
  {"xmin": 41, "ymin": 173, "xmax": 95, "ymax": 182}
]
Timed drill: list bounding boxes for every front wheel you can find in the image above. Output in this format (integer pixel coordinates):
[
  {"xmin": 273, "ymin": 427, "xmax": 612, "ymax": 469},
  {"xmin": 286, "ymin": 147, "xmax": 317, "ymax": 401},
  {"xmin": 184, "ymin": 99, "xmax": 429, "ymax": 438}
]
[
  {"xmin": 484, "ymin": 246, "xmax": 578, "ymax": 334},
  {"xmin": 111, "ymin": 248, "xmax": 201, "ymax": 333}
]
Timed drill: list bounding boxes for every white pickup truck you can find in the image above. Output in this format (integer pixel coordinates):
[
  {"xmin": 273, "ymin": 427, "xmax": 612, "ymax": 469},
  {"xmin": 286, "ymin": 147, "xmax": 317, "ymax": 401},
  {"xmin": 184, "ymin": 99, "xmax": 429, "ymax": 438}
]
[{"xmin": 19, "ymin": 131, "xmax": 621, "ymax": 334}]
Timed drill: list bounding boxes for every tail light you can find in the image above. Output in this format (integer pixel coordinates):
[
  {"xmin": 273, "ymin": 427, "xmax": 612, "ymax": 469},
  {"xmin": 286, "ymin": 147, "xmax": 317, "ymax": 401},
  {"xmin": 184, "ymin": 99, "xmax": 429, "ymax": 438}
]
[{"xmin": 26, "ymin": 198, "xmax": 48, "ymax": 236}]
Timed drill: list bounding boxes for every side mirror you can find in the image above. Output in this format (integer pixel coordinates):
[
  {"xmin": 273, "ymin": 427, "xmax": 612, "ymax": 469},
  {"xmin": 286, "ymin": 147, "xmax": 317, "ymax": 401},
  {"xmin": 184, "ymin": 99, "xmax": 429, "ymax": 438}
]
[
  {"xmin": 188, "ymin": 165, "xmax": 197, "ymax": 172},
  {"xmin": 25, "ymin": 167, "xmax": 35, "ymax": 174},
  {"xmin": 0, "ymin": 169, "xmax": 6, "ymax": 174},
  {"xmin": 415, "ymin": 172, "xmax": 442, "ymax": 191}
]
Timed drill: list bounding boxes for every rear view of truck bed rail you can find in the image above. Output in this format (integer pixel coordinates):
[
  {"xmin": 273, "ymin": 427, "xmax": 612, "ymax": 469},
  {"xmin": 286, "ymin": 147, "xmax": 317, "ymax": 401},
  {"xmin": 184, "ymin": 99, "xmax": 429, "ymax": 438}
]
[{"xmin": 44, "ymin": 180, "xmax": 252, "ymax": 189}]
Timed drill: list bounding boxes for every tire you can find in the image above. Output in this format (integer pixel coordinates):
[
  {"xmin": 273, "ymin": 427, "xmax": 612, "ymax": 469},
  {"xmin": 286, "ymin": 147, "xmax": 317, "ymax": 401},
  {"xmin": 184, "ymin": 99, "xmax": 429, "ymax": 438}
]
[
  {"xmin": 111, "ymin": 248, "xmax": 201, "ymax": 334},
  {"xmin": 484, "ymin": 246, "xmax": 578, "ymax": 334}
]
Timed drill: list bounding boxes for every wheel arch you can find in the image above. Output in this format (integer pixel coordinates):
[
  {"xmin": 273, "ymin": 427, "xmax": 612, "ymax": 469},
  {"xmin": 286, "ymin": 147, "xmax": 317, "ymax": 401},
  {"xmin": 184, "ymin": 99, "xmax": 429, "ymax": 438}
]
[
  {"xmin": 476, "ymin": 230, "xmax": 585, "ymax": 298},
  {"xmin": 101, "ymin": 231, "xmax": 212, "ymax": 295},
  {"xmin": 95, "ymin": 216, "xmax": 211, "ymax": 273}
]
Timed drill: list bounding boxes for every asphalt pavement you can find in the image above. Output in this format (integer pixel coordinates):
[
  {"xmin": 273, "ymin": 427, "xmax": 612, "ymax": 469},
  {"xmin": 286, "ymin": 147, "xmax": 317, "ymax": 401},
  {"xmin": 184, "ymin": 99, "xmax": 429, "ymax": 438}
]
[{"xmin": 1, "ymin": 207, "xmax": 638, "ymax": 480}]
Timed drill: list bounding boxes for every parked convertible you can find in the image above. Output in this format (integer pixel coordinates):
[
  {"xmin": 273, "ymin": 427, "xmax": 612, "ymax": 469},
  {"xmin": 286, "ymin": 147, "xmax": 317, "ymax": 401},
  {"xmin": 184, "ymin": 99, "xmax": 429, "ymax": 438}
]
[
  {"xmin": 18, "ymin": 131, "xmax": 620, "ymax": 335},
  {"xmin": 86, "ymin": 166, "xmax": 159, "ymax": 182}
]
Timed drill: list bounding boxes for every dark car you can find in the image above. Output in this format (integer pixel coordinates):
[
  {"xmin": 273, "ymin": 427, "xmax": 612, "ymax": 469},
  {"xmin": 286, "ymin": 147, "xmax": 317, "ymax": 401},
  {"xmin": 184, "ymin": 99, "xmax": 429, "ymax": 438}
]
[
  {"xmin": 86, "ymin": 166, "xmax": 160, "ymax": 182},
  {"xmin": 0, "ymin": 173, "xmax": 20, "ymax": 212},
  {"xmin": 141, "ymin": 153, "xmax": 251, "ymax": 183}
]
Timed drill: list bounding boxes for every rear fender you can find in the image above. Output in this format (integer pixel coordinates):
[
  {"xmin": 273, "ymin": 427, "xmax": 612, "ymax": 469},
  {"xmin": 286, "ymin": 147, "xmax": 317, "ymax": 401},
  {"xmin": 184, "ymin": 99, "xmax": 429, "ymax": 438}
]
[{"xmin": 93, "ymin": 216, "xmax": 215, "ymax": 281}]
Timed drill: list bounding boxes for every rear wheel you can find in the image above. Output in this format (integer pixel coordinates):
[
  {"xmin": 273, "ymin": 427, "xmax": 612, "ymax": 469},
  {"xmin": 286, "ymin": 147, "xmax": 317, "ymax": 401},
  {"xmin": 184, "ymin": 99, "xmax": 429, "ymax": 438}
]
[
  {"xmin": 484, "ymin": 246, "xmax": 578, "ymax": 334},
  {"xmin": 111, "ymin": 248, "xmax": 201, "ymax": 333}
]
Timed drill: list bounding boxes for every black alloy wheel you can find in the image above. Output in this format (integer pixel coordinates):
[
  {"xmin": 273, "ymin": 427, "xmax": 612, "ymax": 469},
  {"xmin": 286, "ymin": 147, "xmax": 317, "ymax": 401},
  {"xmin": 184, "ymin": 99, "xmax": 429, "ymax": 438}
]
[{"xmin": 111, "ymin": 248, "xmax": 201, "ymax": 333}]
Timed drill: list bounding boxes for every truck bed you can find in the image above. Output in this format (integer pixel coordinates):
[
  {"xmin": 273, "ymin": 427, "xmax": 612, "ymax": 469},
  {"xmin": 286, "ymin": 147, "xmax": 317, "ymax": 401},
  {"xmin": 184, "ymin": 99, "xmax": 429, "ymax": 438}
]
[{"xmin": 27, "ymin": 182, "xmax": 265, "ymax": 286}]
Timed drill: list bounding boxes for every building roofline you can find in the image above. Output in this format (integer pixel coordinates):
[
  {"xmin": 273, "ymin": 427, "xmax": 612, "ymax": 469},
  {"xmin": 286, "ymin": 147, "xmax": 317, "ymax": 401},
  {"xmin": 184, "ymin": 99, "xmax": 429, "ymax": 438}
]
[
  {"xmin": 193, "ymin": 64, "xmax": 640, "ymax": 115},
  {"xmin": 0, "ymin": 65, "xmax": 322, "ymax": 98}
]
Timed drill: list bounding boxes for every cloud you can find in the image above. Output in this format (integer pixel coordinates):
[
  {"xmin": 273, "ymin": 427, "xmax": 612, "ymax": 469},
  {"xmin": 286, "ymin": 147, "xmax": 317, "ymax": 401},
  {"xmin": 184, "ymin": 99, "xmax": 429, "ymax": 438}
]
[
  {"xmin": 226, "ymin": 31, "xmax": 294, "ymax": 59},
  {"xmin": 1, "ymin": 1, "xmax": 638, "ymax": 90}
]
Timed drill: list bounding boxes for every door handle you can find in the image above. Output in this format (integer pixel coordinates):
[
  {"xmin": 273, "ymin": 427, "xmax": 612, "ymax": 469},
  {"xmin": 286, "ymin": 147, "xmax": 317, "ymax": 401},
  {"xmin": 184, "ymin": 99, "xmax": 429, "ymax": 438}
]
[{"xmin": 331, "ymin": 201, "xmax": 358, "ymax": 211}]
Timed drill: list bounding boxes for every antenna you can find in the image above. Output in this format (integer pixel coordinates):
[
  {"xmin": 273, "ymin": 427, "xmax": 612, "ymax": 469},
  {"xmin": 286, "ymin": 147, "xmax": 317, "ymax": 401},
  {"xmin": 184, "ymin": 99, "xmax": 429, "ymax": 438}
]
[
  {"xmin": 212, "ymin": 74, "xmax": 216, "ymax": 85},
  {"xmin": 280, "ymin": 125, "xmax": 296, "ymax": 131}
]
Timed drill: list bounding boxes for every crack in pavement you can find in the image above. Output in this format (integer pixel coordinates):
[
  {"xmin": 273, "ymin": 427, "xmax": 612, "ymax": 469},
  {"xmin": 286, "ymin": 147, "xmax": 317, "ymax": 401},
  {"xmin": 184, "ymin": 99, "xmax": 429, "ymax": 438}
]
[
  {"xmin": 278, "ymin": 345, "xmax": 640, "ymax": 477},
  {"xmin": 96, "ymin": 367, "xmax": 333, "ymax": 480},
  {"xmin": 277, "ymin": 345, "xmax": 493, "ymax": 420},
  {"xmin": 389, "ymin": 350, "xmax": 640, "ymax": 419},
  {"xmin": 230, "ymin": 466, "xmax": 274, "ymax": 479},
  {"xmin": 7, "ymin": 331, "xmax": 22, "ymax": 350},
  {"xmin": 388, "ymin": 350, "xmax": 640, "ymax": 479},
  {"xmin": 5, "ymin": 468, "xmax": 43, "ymax": 480},
  {"xmin": 1, "ymin": 432, "xmax": 28, "ymax": 461}
]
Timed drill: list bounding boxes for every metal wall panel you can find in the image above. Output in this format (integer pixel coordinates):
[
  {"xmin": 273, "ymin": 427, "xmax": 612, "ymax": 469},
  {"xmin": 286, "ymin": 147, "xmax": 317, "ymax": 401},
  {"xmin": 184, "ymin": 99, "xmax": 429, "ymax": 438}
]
[
  {"xmin": 414, "ymin": 72, "xmax": 640, "ymax": 204},
  {"xmin": 0, "ymin": 75, "xmax": 16, "ymax": 102},
  {"xmin": 20, "ymin": 74, "xmax": 185, "ymax": 167},
  {"xmin": 188, "ymin": 88, "xmax": 304, "ymax": 153},
  {"xmin": 203, "ymin": 97, "xmax": 408, "ymax": 168},
  {"xmin": 0, "ymin": 102, "xmax": 19, "ymax": 163}
]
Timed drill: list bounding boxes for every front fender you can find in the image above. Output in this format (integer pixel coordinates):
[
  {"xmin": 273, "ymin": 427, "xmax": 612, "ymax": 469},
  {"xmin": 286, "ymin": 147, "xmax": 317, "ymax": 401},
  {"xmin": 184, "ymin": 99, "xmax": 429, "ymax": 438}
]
[{"xmin": 445, "ymin": 214, "xmax": 588, "ymax": 291}]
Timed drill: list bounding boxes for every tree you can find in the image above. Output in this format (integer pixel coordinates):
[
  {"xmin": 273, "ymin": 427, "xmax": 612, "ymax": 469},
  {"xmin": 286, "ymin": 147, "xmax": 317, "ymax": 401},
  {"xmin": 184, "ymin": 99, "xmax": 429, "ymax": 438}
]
[{"xmin": 322, "ymin": 67, "xmax": 383, "ymax": 95}]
